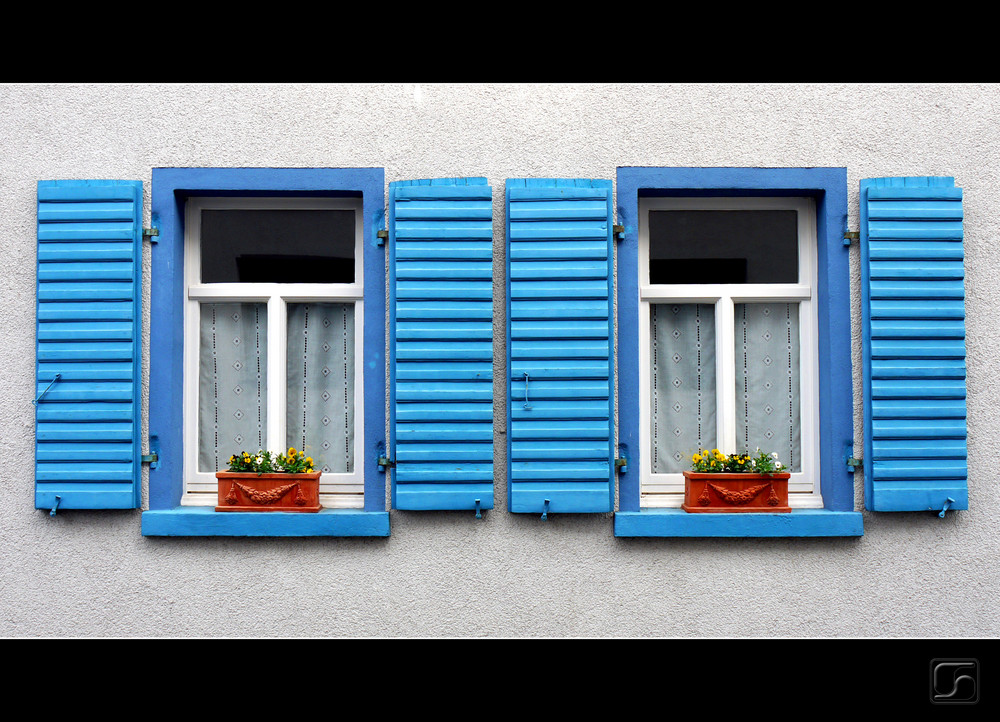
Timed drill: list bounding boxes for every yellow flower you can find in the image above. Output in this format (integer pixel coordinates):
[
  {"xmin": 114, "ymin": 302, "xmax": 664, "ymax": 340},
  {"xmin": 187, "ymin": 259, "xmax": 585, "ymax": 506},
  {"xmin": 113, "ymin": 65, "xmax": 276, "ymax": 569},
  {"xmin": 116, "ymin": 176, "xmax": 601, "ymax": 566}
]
[
  {"xmin": 306, "ymin": 457, "xmax": 313, "ymax": 464},
  {"xmin": 693, "ymin": 454, "xmax": 701, "ymax": 462}
]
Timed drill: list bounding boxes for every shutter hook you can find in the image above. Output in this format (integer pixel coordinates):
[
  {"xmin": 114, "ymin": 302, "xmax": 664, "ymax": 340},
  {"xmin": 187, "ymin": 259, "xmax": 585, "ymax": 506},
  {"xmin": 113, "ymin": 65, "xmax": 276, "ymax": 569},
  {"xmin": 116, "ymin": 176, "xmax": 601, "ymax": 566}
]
[
  {"xmin": 50, "ymin": 495, "xmax": 61, "ymax": 517},
  {"xmin": 33, "ymin": 373, "xmax": 61, "ymax": 406},
  {"xmin": 523, "ymin": 372, "xmax": 532, "ymax": 410},
  {"xmin": 938, "ymin": 497, "xmax": 955, "ymax": 518},
  {"xmin": 475, "ymin": 498, "xmax": 482, "ymax": 519},
  {"xmin": 541, "ymin": 498, "xmax": 550, "ymax": 521}
]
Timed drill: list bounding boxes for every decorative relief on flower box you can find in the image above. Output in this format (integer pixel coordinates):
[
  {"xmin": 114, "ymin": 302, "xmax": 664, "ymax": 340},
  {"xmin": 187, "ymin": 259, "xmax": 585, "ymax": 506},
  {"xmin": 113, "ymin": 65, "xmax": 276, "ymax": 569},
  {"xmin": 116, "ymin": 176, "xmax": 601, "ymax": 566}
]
[
  {"xmin": 215, "ymin": 472, "xmax": 322, "ymax": 512},
  {"xmin": 225, "ymin": 481, "xmax": 307, "ymax": 506},
  {"xmin": 681, "ymin": 471, "xmax": 791, "ymax": 513},
  {"xmin": 700, "ymin": 481, "xmax": 781, "ymax": 507}
]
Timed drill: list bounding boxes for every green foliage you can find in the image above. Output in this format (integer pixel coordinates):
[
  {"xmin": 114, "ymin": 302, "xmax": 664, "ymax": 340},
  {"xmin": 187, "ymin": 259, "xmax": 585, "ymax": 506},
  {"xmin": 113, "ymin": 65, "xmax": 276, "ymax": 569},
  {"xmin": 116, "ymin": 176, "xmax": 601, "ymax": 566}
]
[
  {"xmin": 690, "ymin": 448, "xmax": 786, "ymax": 475},
  {"xmin": 226, "ymin": 447, "xmax": 316, "ymax": 475},
  {"xmin": 276, "ymin": 447, "xmax": 316, "ymax": 474}
]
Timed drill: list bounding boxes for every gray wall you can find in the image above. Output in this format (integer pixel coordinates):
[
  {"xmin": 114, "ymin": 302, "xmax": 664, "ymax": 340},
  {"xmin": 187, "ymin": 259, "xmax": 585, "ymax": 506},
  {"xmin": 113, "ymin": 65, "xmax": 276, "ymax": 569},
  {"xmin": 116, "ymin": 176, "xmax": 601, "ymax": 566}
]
[{"xmin": 2, "ymin": 83, "xmax": 997, "ymax": 637}]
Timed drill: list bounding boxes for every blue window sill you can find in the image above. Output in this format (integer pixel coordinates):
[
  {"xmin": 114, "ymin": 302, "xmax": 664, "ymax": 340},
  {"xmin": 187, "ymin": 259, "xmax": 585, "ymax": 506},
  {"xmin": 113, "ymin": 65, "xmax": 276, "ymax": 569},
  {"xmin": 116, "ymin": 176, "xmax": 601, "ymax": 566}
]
[
  {"xmin": 613, "ymin": 508, "xmax": 863, "ymax": 537},
  {"xmin": 141, "ymin": 507, "xmax": 390, "ymax": 537}
]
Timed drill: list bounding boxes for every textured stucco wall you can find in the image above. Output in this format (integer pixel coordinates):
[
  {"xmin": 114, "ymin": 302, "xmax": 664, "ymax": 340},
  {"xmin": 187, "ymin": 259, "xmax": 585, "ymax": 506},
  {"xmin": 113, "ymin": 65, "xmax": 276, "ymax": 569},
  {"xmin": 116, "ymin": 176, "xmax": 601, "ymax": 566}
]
[{"xmin": 2, "ymin": 83, "xmax": 998, "ymax": 637}]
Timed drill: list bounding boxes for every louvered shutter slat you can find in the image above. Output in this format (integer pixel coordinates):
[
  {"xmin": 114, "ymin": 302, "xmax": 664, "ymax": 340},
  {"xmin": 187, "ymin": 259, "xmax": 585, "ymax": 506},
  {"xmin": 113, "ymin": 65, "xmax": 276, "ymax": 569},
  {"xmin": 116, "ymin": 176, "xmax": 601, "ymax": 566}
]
[
  {"xmin": 861, "ymin": 176, "xmax": 968, "ymax": 512},
  {"xmin": 506, "ymin": 179, "xmax": 615, "ymax": 514},
  {"xmin": 35, "ymin": 180, "xmax": 143, "ymax": 510},
  {"xmin": 389, "ymin": 178, "xmax": 494, "ymax": 511}
]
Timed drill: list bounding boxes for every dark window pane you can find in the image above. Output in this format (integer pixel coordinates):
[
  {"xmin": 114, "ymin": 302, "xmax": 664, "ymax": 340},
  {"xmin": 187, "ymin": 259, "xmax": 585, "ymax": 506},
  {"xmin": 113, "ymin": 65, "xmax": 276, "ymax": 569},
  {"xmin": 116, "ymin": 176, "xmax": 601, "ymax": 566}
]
[
  {"xmin": 200, "ymin": 209, "xmax": 355, "ymax": 283},
  {"xmin": 648, "ymin": 210, "xmax": 798, "ymax": 284}
]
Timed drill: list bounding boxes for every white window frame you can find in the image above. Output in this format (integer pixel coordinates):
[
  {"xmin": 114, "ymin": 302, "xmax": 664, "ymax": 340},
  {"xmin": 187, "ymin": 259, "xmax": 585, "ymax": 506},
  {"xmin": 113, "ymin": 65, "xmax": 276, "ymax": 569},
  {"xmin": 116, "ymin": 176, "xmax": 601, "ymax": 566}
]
[
  {"xmin": 181, "ymin": 196, "xmax": 366, "ymax": 508},
  {"xmin": 638, "ymin": 196, "xmax": 822, "ymax": 509}
]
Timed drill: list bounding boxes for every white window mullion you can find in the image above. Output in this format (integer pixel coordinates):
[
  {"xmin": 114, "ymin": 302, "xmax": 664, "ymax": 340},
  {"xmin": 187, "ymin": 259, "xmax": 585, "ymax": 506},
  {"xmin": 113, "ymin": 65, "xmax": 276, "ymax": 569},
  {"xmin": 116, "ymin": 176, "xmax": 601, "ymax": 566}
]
[
  {"xmin": 638, "ymin": 299, "xmax": 652, "ymax": 493},
  {"xmin": 789, "ymin": 297, "xmax": 822, "ymax": 505},
  {"xmin": 638, "ymin": 195, "xmax": 821, "ymax": 509},
  {"xmin": 716, "ymin": 295, "xmax": 737, "ymax": 453},
  {"xmin": 267, "ymin": 295, "xmax": 286, "ymax": 456},
  {"xmin": 181, "ymin": 196, "xmax": 365, "ymax": 508},
  {"xmin": 352, "ymin": 300, "xmax": 365, "ymax": 481},
  {"xmin": 182, "ymin": 297, "xmax": 203, "ymax": 502},
  {"xmin": 641, "ymin": 283, "xmax": 809, "ymax": 301}
]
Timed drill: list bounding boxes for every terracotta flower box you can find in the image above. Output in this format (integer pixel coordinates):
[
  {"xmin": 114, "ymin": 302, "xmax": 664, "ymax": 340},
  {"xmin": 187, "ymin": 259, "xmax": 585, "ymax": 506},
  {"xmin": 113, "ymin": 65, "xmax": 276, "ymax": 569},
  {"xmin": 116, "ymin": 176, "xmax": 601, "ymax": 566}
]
[
  {"xmin": 215, "ymin": 471, "xmax": 322, "ymax": 512},
  {"xmin": 681, "ymin": 470, "xmax": 791, "ymax": 513}
]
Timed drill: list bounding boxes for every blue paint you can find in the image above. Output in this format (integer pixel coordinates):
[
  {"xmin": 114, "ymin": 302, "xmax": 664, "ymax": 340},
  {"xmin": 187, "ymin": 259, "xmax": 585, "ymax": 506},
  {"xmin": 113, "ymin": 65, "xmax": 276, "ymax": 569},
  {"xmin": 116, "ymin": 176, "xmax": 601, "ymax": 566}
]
[
  {"xmin": 143, "ymin": 168, "xmax": 388, "ymax": 536},
  {"xmin": 36, "ymin": 180, "xmax": 144, "ymax": 510},
  {"xmin": 388, "ymin": 177, "xmax": 494, "ymax": 511},
  {"xmin": 614, "ymin": 167, "xmax": 861, "ymax": 537},
  {"xmin": 33, "ymin": 374, "xmax": 61, "ymax": 406},
  {"xmin": 141, "ymin": 506, "xmax": 389, "ymax": 537},
  {"xmin": 613, "ymin": 508, "xmax": 863, "ymax": 537},
  {"xmin": 860, "ymin": 177, "xmax": 968, "ymax": 512},
  {"xmin": 505, "ymin": 179, "xmax": 616, "ymax": 514}
]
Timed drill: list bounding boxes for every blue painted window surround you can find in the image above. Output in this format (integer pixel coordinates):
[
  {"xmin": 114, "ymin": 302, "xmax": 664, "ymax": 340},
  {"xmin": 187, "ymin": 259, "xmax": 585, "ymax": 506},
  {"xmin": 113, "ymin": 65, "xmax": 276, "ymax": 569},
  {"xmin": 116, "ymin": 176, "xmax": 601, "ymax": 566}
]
[
  {"xmin": 613, "ymin": 167, "xmax": 864, "ymax": 537},
  {"xmin": 140, "ymin": 168, "xmax": 389, "ymax": 537}
]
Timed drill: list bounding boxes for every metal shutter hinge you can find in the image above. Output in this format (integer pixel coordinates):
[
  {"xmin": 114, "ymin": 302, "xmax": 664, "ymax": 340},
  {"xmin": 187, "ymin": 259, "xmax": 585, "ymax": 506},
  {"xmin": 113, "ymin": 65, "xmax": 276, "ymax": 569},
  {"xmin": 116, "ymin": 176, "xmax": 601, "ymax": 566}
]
[
  {"xmin": 939, "ymin": 497, "xmax": 955, "ymax": 518},
  {"xmin": 144, "ymin": 436, "xmax": 160, "ymax": 469},
  {"xmin": 376, "ymin": 441, "xmax": 393, "ymax": 472},
  {"xmin": 50, "ymin": 495, "xmax": 61, "ymax": 517},
  {"xmin": 475, "ymin": 498, "xmax": 482, "ymax": 519},
  {"xmin": 616, "ymin": 444, "xmax": 629, "ymax": 474},
  {"xmin": 541, "ymin": 498, "xmax": 550, "ymax": 521},
  {"xmin": 843, "ymin": 231, "xmax": 859, "ymax": 246},
  {"xmin": 143, "ymin": 227, "xmax": 159, "ymax": 243},
  {"xmin": 613, "ymin": 224, "xmax": 625, "ymax": 242},
  {"xmin": 376, "ymin": 230, "xmax": 388, "ymax": 246},
  {"xmin": 844, "ymin": 443, "xmax": 861, "ymax": 473}
]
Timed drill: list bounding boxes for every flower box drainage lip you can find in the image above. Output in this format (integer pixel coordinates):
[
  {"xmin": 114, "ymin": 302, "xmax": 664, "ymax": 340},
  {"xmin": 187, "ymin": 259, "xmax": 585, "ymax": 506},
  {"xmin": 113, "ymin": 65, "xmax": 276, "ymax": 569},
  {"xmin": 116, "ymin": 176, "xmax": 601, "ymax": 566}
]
[{"xmin": 215, "ymin": 471, "xmax": 323, "ymax": 513}]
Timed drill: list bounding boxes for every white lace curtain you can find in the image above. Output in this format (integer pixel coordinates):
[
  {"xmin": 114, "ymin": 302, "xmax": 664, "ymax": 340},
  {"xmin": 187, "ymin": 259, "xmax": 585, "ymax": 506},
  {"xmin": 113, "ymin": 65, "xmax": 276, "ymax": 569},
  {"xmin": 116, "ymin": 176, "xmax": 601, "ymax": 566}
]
[
  {"xmin": 198, "ymin": 302, "xmax": 355, "ymax": 473},
  {"xmin": 734, "ymin": 302, "xmax": 800, "ymax": 472},
  {"xmin": 285, "ymin": 303, "xmax": 355, "ymax": 474},
  {"xmin": 650, "ymin": 304, "xmax": 717, "ymax": 472},
  {"xmin": 651, "ymin": 302, "xmax": 801, "ymax": 473},
  {"xmin": 198, "ymin": 302, "xmax": 267, "ymax": 473}
]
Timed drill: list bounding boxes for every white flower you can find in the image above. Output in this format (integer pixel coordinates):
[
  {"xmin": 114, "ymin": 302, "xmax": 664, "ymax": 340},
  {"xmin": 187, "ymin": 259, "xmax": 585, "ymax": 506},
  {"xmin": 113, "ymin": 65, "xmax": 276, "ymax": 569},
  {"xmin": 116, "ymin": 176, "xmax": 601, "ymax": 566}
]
[
  {"xmin": 772, "ymin": 452, "xmax": 778, "ymax": 459},
  {"xmin": 256, "ymin": 456, "xmax": 263, "ymax": 464}
]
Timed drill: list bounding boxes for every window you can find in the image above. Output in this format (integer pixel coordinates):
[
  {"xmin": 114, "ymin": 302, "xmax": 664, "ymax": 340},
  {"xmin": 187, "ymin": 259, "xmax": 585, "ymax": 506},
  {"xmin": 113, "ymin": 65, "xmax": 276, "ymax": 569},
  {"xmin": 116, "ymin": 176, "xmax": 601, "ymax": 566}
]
[
  {"xmin": 638, "ymin": 197, "xmax": 822, "ymax": 508},
  {"xmin": 142, "ymin": 168, "xmax": 388, "ymax": 537},
  {"xmin": 182, "ymin": 198, "xmax": 365, "ymax": 508},
  {"xmin": 614, "ymin": 167, "xmax": 862, "ymax": 537}
]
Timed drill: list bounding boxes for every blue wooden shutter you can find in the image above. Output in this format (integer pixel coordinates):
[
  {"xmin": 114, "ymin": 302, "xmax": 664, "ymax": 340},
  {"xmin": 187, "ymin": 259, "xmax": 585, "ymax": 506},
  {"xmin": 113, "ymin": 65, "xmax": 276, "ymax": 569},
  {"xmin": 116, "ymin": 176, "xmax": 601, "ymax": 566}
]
[
  {"xmin": 35, "ymin": 180, "xmax": 144, "ymax": 511},
  {"xmin": 860, "ymin": 176, "xmax": 968, "ymax": 512},
  {"xmin": 389, "ymin": 178, "xmax": 494, "ymax": 511},
  {"xmin": 506, "ymin": 179, "xmax": 615, "ymax": 514}
]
